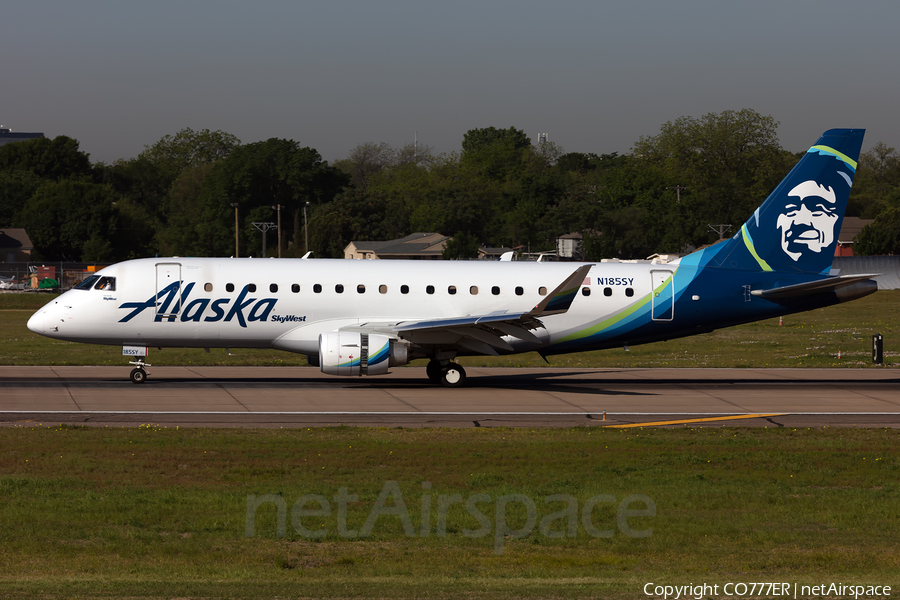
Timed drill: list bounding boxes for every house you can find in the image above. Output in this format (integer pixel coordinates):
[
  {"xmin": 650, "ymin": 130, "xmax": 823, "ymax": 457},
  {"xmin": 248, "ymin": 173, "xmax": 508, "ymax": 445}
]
[
  {"xmin": 0, "ymin": 229, "xmax": 33, "ymax": 262},
  {"xmin": 477, "ymin": 245, "xmax": 515, "ymax": 260},
  {"xmin": 835, "ymin": 217, "xmax": 874, "ymax": 257},
  {"xmin": 344, "ymin": 232, "xmax": 450, "ymax": 260}
]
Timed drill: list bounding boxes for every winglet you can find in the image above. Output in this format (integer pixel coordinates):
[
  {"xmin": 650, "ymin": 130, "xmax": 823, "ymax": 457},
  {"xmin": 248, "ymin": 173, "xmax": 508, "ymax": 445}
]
[{"xmin": 529, "ymin": 264, "xmax": 593, "ymax": 317}]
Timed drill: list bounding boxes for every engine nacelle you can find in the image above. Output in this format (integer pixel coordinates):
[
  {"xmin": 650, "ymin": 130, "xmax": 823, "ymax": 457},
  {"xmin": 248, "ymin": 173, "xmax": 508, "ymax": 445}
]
[{"xmin": 318, "ymin": 332, "xmax": 409, "ymax": 376}]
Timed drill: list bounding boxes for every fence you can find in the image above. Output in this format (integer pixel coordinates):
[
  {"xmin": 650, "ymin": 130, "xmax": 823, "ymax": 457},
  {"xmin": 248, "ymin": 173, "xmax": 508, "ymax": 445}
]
[{"xmin": 0, "ymin": 262, "xmax": 112, "ymax": 291}]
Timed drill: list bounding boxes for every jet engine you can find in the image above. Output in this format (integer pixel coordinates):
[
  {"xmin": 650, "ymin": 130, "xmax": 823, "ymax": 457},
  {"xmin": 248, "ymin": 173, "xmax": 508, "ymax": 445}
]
[{"xmin": 318, "ymin": 332, "xmax": 409, "ymax": 376}]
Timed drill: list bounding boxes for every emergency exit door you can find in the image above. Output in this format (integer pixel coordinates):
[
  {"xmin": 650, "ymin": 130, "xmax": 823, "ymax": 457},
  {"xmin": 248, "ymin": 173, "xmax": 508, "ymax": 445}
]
[{"xmin": 650, "ymin": 270, "xmax": 674, "ymax": 321}]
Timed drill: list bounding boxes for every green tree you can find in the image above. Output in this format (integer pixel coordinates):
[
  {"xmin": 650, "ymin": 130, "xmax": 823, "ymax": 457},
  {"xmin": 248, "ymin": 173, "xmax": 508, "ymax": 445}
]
[
  {"xmin": 0, "ymin": 136, "xmax": 92, "ymax": 181},
  {"xmin": 442, "ymin": 231, "xmax": 480, "ymax": 260},
  {"xmin": 190, "ymin": 139, "xmax": 349, "ymax": 256},
  {"xmin": 155, "ymin": 164, "xmax": 215, "ymax": 255},
  {"xmin": 333, "ymin": 142, "xmax": 397, "ymax": 192},
  {"xmin": 855, "ymin": 208, "xmax": 900, "ymax": 255},
  {"xmin": 462, "ymin": 126, "xmax": 531, "ymax": 157},
  {"xmin": 0, "ymin": 170, "xmax": 44, "ymax": 226},
  {"xmin": 19, "ymin": 180, "xmax": 121, "ymax": 261},
  {"xmin": 137, "ymin": 127, "xmax": 240, "ymax": 185},
  {"xmin": 632, "ymin": 109, "xmax": 792, "ymax": 249},
  {"xmin": 461, "ymin": 126, "xmax": 534, "ymax": 181},
  {"xmin": 848, "ymin": 142, "xmax": 900, "ymax": 218}
]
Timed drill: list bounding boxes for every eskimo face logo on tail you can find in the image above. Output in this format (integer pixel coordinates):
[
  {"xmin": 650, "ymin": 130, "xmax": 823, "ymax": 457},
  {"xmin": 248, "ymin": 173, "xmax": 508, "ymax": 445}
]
[{"xmin": 776, "ymin": 180, "xmax": 839, "ymax": 261}]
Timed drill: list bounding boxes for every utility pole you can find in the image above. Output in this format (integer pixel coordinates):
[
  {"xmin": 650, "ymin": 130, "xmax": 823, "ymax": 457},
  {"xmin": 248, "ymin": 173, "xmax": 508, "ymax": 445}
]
[
  {"xmin": 273, "ymin": 204, "xmax": 282, "ymax": 258},
  {"xmin": 252, "ymin": 222, "xmax": 277, "ymax": 257},
  {"xmin": 667, "ymin": 185, "xmax": 688, "ymax": 203},
  {"xmin": 230, "ymin": 203, "xmax": 239, "ymax": 257},
  {"xmin": 304, "ymin": 201, "xmax": 310, "ymax": 254},
  {"xmin": 708, "ymin": 223, "xmax": 732, "ymax": 241}
]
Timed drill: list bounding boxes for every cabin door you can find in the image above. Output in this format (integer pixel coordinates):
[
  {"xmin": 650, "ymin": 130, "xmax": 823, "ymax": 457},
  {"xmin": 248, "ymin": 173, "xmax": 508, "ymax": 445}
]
[
  {"xmin": 650, "ymin": 270, "xmax": 674, "ymax": 321},
  {"xmin": 155, "ymin": 262, "xmax": 182, "ymax": 319}
]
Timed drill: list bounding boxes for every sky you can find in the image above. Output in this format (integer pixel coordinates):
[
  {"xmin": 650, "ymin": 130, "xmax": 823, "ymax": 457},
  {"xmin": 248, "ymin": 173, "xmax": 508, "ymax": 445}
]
[{"xmin": 4, "ymin": 1, "xmax": 898, "ymax": 164}]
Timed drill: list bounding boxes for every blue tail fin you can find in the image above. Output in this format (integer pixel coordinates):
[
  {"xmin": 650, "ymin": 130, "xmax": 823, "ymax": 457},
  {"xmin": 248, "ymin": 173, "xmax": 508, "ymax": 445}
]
[{"xmin": 703, "ymin": 128, "xmax": 865, "ymax": 274}]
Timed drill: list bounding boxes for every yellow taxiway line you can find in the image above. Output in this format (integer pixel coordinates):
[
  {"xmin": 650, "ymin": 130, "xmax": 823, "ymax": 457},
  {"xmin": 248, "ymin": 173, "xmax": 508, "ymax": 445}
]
[{"xmin": 605, "ymin": 413, "xmax": 788, "ymax": 428}]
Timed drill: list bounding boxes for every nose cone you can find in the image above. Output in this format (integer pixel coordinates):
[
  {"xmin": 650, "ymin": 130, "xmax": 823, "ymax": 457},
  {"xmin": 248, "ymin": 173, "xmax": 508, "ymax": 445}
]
[{"xmin": 27, "ymin": 310, "xmax": 44, "ymax": 334}]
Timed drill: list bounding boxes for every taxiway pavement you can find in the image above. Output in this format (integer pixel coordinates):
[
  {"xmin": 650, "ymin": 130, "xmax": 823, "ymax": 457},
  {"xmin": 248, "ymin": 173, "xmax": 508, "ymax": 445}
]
[{"xmin": 2, "ymin": 366, "xmax": 899, "ymax": 428}]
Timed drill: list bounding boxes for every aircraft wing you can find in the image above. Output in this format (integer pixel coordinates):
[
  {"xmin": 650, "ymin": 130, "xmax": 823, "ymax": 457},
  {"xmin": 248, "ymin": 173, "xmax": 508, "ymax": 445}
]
[
  {"xmin": 342, "ymin": 264, "xmax": 593, "ymax": 356},
  {"xmin": 750, "ymin": 274, "xmax": 880, "ymax": 299}
]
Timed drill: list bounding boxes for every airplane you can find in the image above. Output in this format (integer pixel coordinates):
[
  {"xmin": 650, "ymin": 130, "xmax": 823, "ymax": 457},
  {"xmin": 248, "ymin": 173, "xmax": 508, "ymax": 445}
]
[{"xmin": 27, "ymin": 128, "xmax": 877, "ymax": 387}]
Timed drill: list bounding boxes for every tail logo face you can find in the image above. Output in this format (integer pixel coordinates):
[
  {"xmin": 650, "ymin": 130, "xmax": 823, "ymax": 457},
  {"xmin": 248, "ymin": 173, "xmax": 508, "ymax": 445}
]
[
  {"xmin": 726, "ymin": 130, "xmax": 864, "ymax": 275},
  {"xmin": 776, "ymin": 180, "xmax": 839, "ymax": 261}
]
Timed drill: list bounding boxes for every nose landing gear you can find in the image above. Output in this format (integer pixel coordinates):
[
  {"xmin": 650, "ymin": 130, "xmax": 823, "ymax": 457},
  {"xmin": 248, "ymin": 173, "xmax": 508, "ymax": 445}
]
[{"xmin": 128, "ymin": 359, "xmax": 150, "ymax": 384}]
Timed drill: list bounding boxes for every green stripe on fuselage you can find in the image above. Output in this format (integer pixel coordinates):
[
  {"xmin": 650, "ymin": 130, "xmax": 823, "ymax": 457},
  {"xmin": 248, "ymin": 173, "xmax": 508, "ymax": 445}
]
[{"xmin": 556, "ymin": 270, "xmax": 675, "ymax": 344}]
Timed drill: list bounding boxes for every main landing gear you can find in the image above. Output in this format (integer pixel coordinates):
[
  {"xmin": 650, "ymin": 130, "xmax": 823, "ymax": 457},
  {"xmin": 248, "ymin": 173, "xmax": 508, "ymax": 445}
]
[
  {"xmin": 128, "ymin": 359, "xmax": 150, "ymax": 384},
  {"xmin": 425, "ymin": 359, "xmax": 467, "ymax": 388}
]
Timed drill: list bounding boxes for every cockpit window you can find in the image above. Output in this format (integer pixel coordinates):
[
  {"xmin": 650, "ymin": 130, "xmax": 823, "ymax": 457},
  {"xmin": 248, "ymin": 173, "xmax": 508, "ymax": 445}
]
[
  {"xmin": 94, "ymin": 277, "xmax": 116, "ymax": 291},
  {"xmin": 74, "ymin": 275, "xmax": 101, "ymax": 290}
]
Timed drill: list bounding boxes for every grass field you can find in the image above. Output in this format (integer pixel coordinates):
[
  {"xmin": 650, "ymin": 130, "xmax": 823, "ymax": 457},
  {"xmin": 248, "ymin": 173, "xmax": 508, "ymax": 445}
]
[
  {"xmin": 1, "ymin": 426, "xmax": 898, "ymax": 598},
  {"xmin": 2, "ymin": 290, "xmax": 899, "ymax": 368},
  {"xmin": 3, "ymin": 290, "xmax": 899, "ymax": 598}
]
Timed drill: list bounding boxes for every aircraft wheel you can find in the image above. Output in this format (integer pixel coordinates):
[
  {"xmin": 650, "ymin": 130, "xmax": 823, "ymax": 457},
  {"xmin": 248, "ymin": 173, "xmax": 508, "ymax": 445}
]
[
  {"xmin": 130, "ymin": 368, "xmax": 147, "ymax": 384},
  {"xmin": 440, "ymin": 363, "xmax": 466, "ymax": 388},
  {"xmin": 425, "ymin": 360, "xmax": 443, "ymax": 382}
]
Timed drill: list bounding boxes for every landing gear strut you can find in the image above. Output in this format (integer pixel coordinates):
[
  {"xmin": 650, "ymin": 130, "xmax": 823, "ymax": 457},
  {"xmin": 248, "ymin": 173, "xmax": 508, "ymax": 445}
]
[
  {"xmin": 425, "ymin": 360, "xmax": 443, "ymax": 382},
  {"xmin": 425, "ymin": 359, "xmax": 466, "ymax": 387},
  {"xmin": 128, "ymin": 359, "xmax": 150, "ymax": 384}
]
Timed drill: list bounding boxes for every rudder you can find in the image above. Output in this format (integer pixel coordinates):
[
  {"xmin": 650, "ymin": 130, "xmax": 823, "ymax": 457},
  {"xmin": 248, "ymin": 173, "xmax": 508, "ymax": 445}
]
[{"xmin": 705, "ymin": 128, "xmax": 865, "ymax": 274}]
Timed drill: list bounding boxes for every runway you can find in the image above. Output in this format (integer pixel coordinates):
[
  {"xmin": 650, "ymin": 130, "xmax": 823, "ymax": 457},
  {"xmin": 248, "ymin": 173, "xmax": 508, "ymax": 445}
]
[{"xmin": 2, "ymin": 365, "xmax": 900, "ymax": 428}]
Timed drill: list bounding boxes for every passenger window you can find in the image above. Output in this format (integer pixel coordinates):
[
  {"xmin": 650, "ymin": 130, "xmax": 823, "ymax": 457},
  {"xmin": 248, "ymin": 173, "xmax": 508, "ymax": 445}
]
[
  {"xmin": 515, "ymin": 286, "xmax": 524, "ymax": 296},
  {"xmin": 625, "ymin": 288, "xmax": 634, "ymax": 297},
  {"xmin": 248, "ymin": 284, "xmax": 257, "ymax": 293},
  {"xmin": 448, "ymin": 286, "xmax": 457, "ymax": 295},
  {"xmin": 74, "ymin": 275, "xmax": 101, "ymax": 290},
  {"xmin": 492, "ymin": 286, "xmax": 500, "ymax": 296},
  {"xmin": 358, "ymin": 285, "xmax": 365, "ymax": 294},
  {"xmin": 226, "ymin": 283, "xmax": 235, "ymax": 293},
  {"xmin": 604, "ymin": 287, "xmax": 612, "ymax": 297},
  {"xmin": 538, "ymin": 286, "xmax": 547, "ymax": 296},
  {"xmin": 204, "ymin": 283, "xmax": 213, "ymax": 293},
  {"xmin": 269, "ymin": 284, "xmax": 278, "ymax": 293},
  {"xmin": 94, "ymin": 277, "xmax": 116, "ymax": 291},
  {"xmin": 379, "ymin": 285, "xmax": 387, "ymax": 294},
  {"xmin": 401, "ymin": 285, "xmax": 409, "ymax": 294},
  {"xmin": 314, "ymin": 284, "xmax": 322, "ymax": 293},
  {"xmin": 470, "ymin": 286, "xmax": 479, "ymax": 295},
  {"xmin": 582, "ymin": 287, "xmax": 591, "ymax": 296},
  {"xmin": 426, "ymin": 285, "xmax": 435, "ymax": 295},
  {"xmin": 291, "ymin": 284, "xmax": 300, "ymax": 293},
  {"xmin": 335, "ymin": 284, "xmax": 344, "ymax": 293}
]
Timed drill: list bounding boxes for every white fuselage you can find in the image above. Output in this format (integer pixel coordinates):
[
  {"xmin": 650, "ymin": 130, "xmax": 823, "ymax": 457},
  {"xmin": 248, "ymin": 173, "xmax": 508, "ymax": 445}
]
[{"xmin": 27, "ymin": 257, "xmax": 664, "ymax": 356}]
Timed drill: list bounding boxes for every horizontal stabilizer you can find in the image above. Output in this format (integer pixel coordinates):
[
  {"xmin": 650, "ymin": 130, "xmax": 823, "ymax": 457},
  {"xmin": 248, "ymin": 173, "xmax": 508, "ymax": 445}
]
[{"xmin": 750, "ymin": 274, "xmax": 879, "ymax": 299}]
